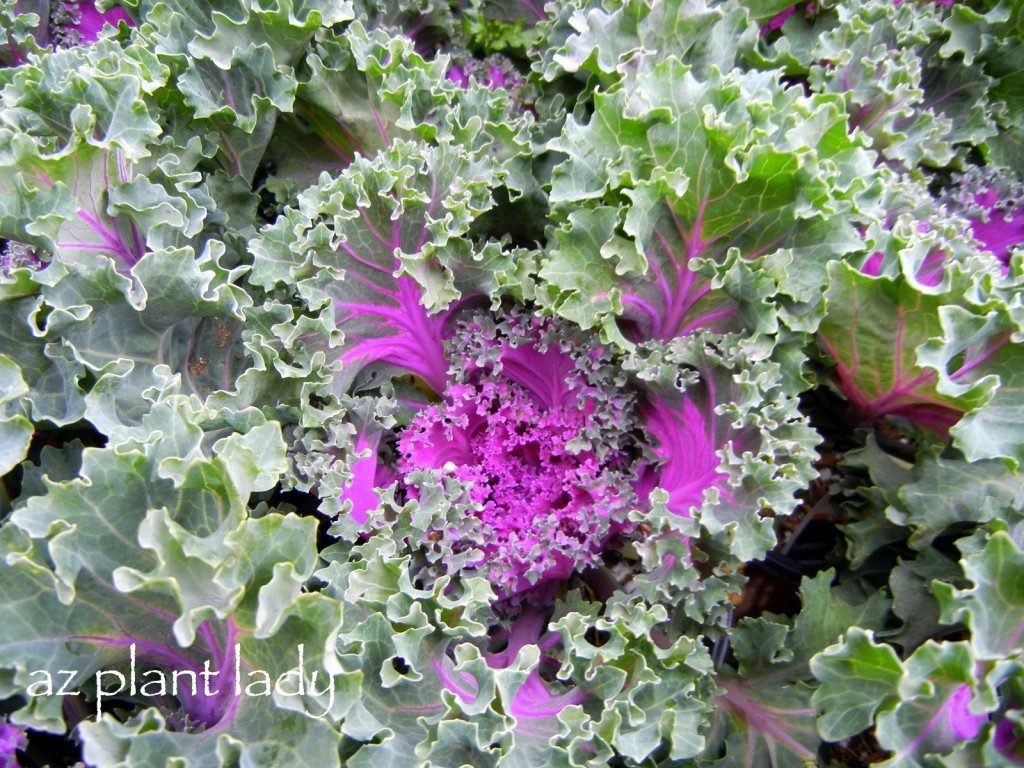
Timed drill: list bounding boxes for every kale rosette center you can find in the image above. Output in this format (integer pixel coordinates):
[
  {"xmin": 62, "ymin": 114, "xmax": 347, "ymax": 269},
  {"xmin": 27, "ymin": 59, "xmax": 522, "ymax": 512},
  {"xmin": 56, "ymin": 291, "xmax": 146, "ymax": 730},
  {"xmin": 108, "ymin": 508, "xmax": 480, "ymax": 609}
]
[{"xmin": 397, "ymin": 313, "xmax": 645, "ymax": 595}]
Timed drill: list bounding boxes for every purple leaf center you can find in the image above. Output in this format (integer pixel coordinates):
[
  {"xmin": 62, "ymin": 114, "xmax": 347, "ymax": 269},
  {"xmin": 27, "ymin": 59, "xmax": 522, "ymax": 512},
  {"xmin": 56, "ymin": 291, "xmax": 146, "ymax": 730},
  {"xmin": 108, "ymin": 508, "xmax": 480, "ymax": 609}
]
[{"xmin": 398, "ymin": 315, "xmax": 641, "ymax": 595}]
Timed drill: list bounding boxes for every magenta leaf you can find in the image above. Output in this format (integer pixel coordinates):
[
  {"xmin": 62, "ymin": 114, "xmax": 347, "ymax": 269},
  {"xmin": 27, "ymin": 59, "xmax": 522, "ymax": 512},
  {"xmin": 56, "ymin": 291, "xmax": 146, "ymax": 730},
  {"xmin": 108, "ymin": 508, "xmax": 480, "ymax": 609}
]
[
  {"xmin": 256, "ymin": 141, "xmax": 502, "ymax": 394},
  {"xmin": 335, "ymin": 398, "xmax": 398, "ymax": 526},
  {"xmin": 639, "ymin": 393, "xmax": 730, "ymax": 520},
  {"xmin": 0, "ymin": 718, "xmax": 26, "ymax": 768}
]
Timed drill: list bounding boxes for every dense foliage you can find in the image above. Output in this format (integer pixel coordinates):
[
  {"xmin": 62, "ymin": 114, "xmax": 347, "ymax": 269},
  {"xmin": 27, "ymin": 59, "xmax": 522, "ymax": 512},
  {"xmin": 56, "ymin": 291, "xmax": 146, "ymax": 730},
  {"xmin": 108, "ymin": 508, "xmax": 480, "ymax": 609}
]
[{"xmin": 1, "ymin": 0, "xmax": 1023, "ymax": 765}]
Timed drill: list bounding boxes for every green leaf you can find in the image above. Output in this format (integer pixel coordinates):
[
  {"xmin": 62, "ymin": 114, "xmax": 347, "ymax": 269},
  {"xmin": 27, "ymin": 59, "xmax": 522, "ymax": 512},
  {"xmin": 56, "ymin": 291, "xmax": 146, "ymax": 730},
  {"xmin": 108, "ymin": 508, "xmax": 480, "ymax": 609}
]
[
  {"xmin": 546, "ymin": 0, "xmax": 757, "ymax": 84},
  {"xmin": 919, "ymin": 304, "xmax": 1024, "ymax": 466},
  {"xmin": 0, "ymin": 268, "xmax": 88, "ymax": 426},
  {"xmin": 704, "ymin": 570, "xmax": 889, "ymax": 767},
  {"xmin": 894, "ymin": 452, "xmax": 1024, "ymax": 549},
  {"xmin": 810, "ymin": 628, "xmax": 903, "ymax": 741},
  {"xmin": 710, "ymin": 677, "xmax": 819, "ymax": 768},
  {"xmin": 790, "ymin": 569, "xmax": 891, "ymax": 661},
  {"xmin": 0, "ymin": 401, "xmax": 350, "ymax": 765},
  {"xmin": 935, "ymin": 530, "xmax": 1024, "ymax": 660},
  {"xmin": 782, "ymin": 0, "xmax": 998, "ymax": 170},
  {"xmin": 317, "ymin": 528, "xmax": 510, "ymax": 766},
  {"xmin": 250, "ymin": 137, "xmax": 521, "ymax": 394},
  {"xmin": 0, "ymin": 0, "xmax": 48, "ymax": 65},
  {"xmin": 0, "ymin": 354, "xmax": 32, "ymax": 477},
  {"xmin": 267, "ymin": 21, "xmax": 534, "ymax": 194},
  {"xmin": 36, "ymin": 246, "xmax": 252, "ymax": 437},
  {"xmin": 550, "ymin": 599, "xmax": 713, "ymax": 763},
  {"xmin": 0, "ymin": 39, "xmax": 167, "ymax": 160},
  {"xmin": 888, "ymin": 549, "xmax": 963, "ymax": 653},
  {"xmin": 543, "ymin": 60, "xmax": 874, "ymax": 339},
  {"xmin": 0, "ymin": 141, "xmax": 208, "ymax": 266},
  {"xmin": 133, "ymin": 0, "xmax": 354, "ymax": 182}
]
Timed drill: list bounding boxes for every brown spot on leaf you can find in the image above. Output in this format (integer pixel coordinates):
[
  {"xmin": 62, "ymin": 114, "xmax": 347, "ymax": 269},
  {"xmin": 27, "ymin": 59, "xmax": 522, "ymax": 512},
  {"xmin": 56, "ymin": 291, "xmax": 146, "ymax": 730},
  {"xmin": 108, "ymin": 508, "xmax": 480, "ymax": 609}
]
[{"xmin": 212, "ymin": 323, "xmax": 232, "ymax": 349}]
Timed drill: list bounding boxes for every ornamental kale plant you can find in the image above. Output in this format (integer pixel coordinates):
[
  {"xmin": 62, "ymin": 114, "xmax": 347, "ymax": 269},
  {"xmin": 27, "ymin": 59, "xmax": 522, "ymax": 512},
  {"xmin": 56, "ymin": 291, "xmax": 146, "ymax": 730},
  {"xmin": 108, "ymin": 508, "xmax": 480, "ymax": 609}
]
[{"xmin": 1, "ymin": 0, "xmax": 1023, "ymax": 766}]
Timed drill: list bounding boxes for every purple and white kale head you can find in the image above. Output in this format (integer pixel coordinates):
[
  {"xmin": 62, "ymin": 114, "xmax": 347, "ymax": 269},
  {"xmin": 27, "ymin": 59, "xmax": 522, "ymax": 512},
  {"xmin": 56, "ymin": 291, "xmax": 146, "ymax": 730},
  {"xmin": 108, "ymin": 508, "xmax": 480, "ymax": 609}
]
[
  {"xmin": 397, "ymin": 311, "xmax": 648, "ymax": 596},
  {"xmin": 50, "ymin": 0, "xmax": 132, "ymax": 47},
  {"xmin": 944, "ymin": 167, "xmax": 1024, "ymax": 273},
  {"xmin": 2, "ymin": 0, "xmax": 131, "ymax": 66},
  {"xmin": 445, "ymin": 53, "xmax": 533, "ymax": 112},
  {"xmin": 342, "ymin": 309, "xmax": 742, "ymax": 600}
]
